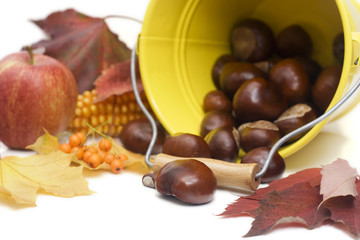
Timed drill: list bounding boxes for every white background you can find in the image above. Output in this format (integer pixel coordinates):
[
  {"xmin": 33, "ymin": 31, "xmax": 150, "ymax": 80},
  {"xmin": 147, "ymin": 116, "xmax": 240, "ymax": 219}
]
[{"xmin": 1, "ymin": 1, "xmax": 360, "ymax": 240}]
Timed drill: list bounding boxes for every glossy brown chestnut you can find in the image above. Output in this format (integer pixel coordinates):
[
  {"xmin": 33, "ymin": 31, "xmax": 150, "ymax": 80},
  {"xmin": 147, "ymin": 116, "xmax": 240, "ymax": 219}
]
[
  {"xmin": 253, "ymin": 56, "xmax": 281, "ymax": 76},
  {"xmin": 119, "ymin": 118, "xmax": 167, "ymax": 154},
  {"xmin": 311, "ymin": 65, "xmax": 342, "ymax": 112},
  {"xmin": 333, "ymin": 32, "xmax": 344, "ymax": 65},
  {"xmin": 238, "ymin": 120, "xmax": 281, "ymax": 152},
  {"xmin": 200, "ymin": 110, "xmax": 235, "ymax": 138},
  {"xmin": 269, "ymin": 58, "xmax": 310, "ymax": 105},
  {"xmin": 204, "ymin": 126, "xmax": 240, "ymax": 162},
  {"xmin": 211, "ymin": 54, "xmax": 238, "ymax": 89},
  {"xmin": 295, "ymin": 56, "xmax": 322, "ymax": 84},
  {"xmin": 162, "ymin": 133, "xmax": 211, "ymax": 158},
  {"xmin": 203, "ymin": 90, "xmax": 232, "ymax": 113},
  {"xmin": 232, "ymin": 77, "xmax": 288, "ymax": 123},
  {"xmin": 241, "ymin": 147, "xmax": 285, "ymax": 183},
  {"xmin": 155, "ymin": 159, "xmax": 217, "ymax": 204},
  {"xmin": 231, "ymin": 19, "xmax": 275, "ymax": 62},
  {"xmin": 276, "ymin": 25, "xmax": 312, "ymax": 57},
  {"xmin": 275, "ymin": 103, "xmax": 317, "ymax": 142},
  {"xmin": 219, "ymin": 62, "xmax": 264, "ymax": 98}
]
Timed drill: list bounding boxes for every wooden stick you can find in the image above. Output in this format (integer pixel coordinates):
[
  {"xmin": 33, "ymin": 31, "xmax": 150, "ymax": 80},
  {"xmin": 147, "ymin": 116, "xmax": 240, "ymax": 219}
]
[{"xmin": 152, "ymin": 153, "xmax": 261, "ymax": 191}]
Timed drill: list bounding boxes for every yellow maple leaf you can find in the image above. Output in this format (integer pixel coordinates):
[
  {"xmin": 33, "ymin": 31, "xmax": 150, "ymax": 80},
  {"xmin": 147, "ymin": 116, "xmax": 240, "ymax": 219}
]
[
  {"xmin": 112, "ymin": 141, "xmax": 150, "ymax": 174},
  {"xmin": 0, "ymin": 150, "xmax": 92, "ymax": 205},
  {"xmin": 26, "ymin": 130, "xmax": 60, "ymax": 154}
]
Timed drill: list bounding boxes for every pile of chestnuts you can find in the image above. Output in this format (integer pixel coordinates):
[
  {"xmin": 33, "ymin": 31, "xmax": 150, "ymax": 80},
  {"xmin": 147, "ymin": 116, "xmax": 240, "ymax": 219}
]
[
  {"xmin": 119, "ymin": 18, "xmax": 344, "ymax": 205},
  {"xmin": 201, "ymin": 18, "xmax": 344, "ymax": 180}
]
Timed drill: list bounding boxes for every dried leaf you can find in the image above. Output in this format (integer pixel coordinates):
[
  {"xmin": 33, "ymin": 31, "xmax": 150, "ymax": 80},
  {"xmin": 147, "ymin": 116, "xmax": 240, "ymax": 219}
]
[
  {"xmin": 0, "ymin": 151, "xmax": 92, "ymax": 205},
  {"xmin": 93, "ymin": 58, "xmax": 143, "ymax": 102},
  {"xmin": 220, "ymin": 159, "xmax": 360, "ymax": 237},
  {"xmin": 245, "ymin": 183, "xmax": 330, "ymax": 237},
  {"xmin": 26, "ymin": 130, "xmax": 60, "ymax": 154},
  {"xmin": 324, "ymin": 180, "xmax": 360, "ymax": 237},
  {"xmin": 320, "ymin": 158, "xmax": 358, "ymax": 202},
  {"xmin": 112, "ymin": 140, "xmax": 149, "ymax": 174},
  {"xmin": 220, "ymin": 198, "xmax": 259, "ymax": 218},
  {"xmin": 219, "ymin": 168, "xmax": 322, "ymax": 218},
  {"xmin": 30, "ymin": 9, "xmax": 131, "ymax": 93}
]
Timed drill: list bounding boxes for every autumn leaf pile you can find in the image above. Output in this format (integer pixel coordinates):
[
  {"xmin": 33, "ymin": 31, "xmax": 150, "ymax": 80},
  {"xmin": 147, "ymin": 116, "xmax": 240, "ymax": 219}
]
[{"xmin": 220, "ymin": 158, "xmax": 360, "ymax": 237}]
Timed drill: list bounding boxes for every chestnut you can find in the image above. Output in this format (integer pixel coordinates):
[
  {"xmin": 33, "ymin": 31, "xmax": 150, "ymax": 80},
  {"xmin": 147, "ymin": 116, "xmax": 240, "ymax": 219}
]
[
  {"xmin": 253, "ymin": 56, "xmax": 282, "ymax": 76},
  {"xmin": 276, "ymin": 25, "xmax": 312, "ymax": 57},
  {"xmin": 211, "ymin": 54, "xmax": 238, "ymax": 89},
  {"xmin": 155, "ymin": 159, "xmax": 217, "ymax": 204},
  {"xmin": 274, "ymin": 103, "xmax": 317, "ymax": 142},
  {"xmin": 311, "ymin": 65, "xmax": 342, "ymax": 112},
  {"xmin": 231, "ymin": 18, "xmax": 275, "ymax": 62},
  {"xmin": 162, "ymin": 133, "xmax": 211, "ymax": 158},
  {"xmin": 200, "ymin": 110, "xmax": 235, "ymax": 138},
  {"xmin": 333, "ymin": 32, "xmax": 344, "ymax": 65},
  {"xmin": 203, "ymin": 90, "xmax": 232, "ymax": 113},
  {"xmin": 241, "ymin": 147, "xmax": 285, "ymax": 183},
  {"xmin": 295, "ymin": 56, "xmax": 322, "ymax": 84},
  {"xmin": 119, "ymin": 117, "xmax": 167, "ymax": 154},
  {"xmin": 204, "ymin": 126, "xmax": 240, "ymax": 162},
  {"xmin": 232, "ymin": 77, "xmax": 288, "ymax": 123},
  {"xmin": 219, "ymin": 62, "xmax": 264, "ymax": 98},
  {"xmin": 238, "ymin": 120, "xmax": 281, "ymax": 152},
  {"xmin": 269, "ymin": 58, "xmax": 310, "ymax": 105}
]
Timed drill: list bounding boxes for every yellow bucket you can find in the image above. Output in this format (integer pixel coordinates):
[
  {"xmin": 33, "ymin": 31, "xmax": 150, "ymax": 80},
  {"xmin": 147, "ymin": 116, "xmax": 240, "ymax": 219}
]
[{"xmin": 138, "ymin": 0, "xmax": 360, "ymax": 158}]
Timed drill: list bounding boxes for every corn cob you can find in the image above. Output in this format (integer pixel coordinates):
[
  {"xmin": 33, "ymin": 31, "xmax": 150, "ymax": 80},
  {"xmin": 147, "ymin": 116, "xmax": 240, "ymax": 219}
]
[{"xmin": 67, "ymin": 89, "xmax": 152, "ymax": 137}]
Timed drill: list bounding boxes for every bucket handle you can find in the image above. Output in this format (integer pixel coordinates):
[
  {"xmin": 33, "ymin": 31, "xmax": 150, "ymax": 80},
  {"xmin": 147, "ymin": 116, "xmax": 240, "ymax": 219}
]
[
  {"xmin": 351, "ymin": 32, "xmax": 360, "ymax": 66},
  {"xmin": 130, "ymin": 43, "xmax": 157, "ymax": 169}
]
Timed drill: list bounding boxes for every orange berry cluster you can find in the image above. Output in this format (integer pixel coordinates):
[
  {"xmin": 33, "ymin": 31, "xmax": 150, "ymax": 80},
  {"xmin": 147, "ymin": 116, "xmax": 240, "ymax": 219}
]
[{"xmin": 58, "ymin": 132, "xmax": 128, "ymax": 173}]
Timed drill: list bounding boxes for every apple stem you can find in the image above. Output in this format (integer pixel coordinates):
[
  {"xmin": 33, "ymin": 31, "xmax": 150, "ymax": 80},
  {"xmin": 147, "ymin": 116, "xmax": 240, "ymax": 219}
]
[{"xmin": 24, "ymin": 46, "xmax": 34, "ymax": 65}]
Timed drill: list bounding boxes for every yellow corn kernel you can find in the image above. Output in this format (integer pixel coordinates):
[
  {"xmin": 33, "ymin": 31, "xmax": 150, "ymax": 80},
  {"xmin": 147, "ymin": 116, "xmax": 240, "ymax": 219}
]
[
  {"xmin": 82, "ymin": 107, "xmax": 91, "ymax": 117},
  {"xmin": 90, "ymin": 116, "xmax": 99, "ymax": 126}
]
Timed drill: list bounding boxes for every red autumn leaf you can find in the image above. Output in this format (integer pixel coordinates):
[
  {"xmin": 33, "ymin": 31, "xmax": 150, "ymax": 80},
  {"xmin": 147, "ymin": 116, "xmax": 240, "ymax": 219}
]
[
  {"xmin": 29, "ymin": 9, "xmax": 131, "ymax": 93},
  {"xmin": 324, "ymin": 180, "xmax": 360, "ymax": 237},
  {"xmin": 93, "ymin": 58, "xmax": 143, "ymax": 102},
  {"xmin": 320, "ymin": 158, "xmax": 359, "ymax": 202},
  {"xmin": 245, "ymin": 183, "xmax": 330, "ymax": 237},
  {"xmin": 219, "ymin": 168, "xmax": 322, "ymax": 218},
  {"xmin": 250, "ymin": 167, "xmax": 322, "ymax": 200},
  {"xmin": 220, "ymin": 198, "xmax": 259, "ymax": 218},
  {"xmin": 220, "ymin": 159, "xmax": 360, "ymax": 237}
]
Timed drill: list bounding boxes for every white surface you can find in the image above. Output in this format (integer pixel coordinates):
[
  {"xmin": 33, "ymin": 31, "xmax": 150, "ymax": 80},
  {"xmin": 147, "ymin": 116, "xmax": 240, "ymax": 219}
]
[{"xmin": 1, "ymin": 1, "xmax": 360, "ymax": 240}]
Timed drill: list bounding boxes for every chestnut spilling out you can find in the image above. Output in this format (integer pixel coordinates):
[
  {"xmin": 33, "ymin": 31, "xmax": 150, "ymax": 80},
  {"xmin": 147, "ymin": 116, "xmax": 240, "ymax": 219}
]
[
  {"xmin": 155, "ymin": 159, "xmax": 217, "ymax": 205},
  {"xmin": 122, "ymin": 19, "xmax": 344, "ymax": 205}
]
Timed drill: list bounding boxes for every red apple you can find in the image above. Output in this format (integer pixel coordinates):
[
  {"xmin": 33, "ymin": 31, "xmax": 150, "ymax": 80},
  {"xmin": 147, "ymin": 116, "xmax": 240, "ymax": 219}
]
[{"xmin": 0, "ymin": 48, "xmax": 78, "ymax": 149}]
